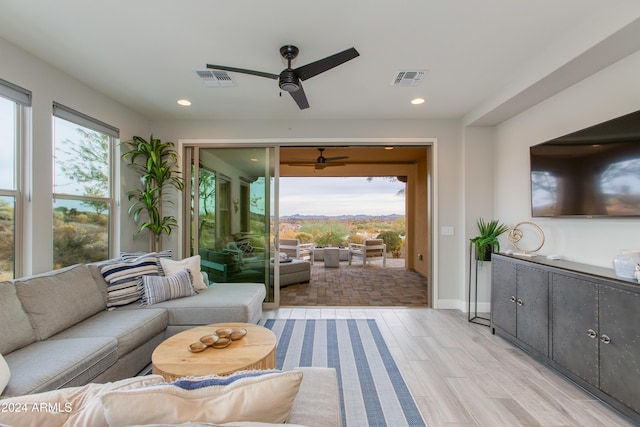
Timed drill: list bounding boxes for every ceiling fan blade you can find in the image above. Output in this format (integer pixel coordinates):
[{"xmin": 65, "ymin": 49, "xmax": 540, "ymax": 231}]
[
  {"xmin": 289, "ymin": 83, "xmax": 310, "ymax": 109},
  {"xmin": 294, "ymin": 47, "xmax": 360, "ymax": 81},
  {"xmin": 324, "ymin": 156, "xmax": 349, "ymax": 162},
  {"xmin": 206, "ymin": 64, "xmax": 279, "ymax": 80},
  {"xmin": 314, "ymin": 162, "xmax": 345, "ymax": 170}
]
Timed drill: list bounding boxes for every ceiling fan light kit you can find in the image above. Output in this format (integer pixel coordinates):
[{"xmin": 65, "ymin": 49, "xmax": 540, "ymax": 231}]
[{"xmin": 206, "ymin": 45, "xmax": 359, "ymax": 110}]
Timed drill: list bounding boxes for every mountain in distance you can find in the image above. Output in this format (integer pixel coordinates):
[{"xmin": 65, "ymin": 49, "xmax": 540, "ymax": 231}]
[{"xmin": 281, "ymin": 213, "xmax": 404, "ymax": 221}]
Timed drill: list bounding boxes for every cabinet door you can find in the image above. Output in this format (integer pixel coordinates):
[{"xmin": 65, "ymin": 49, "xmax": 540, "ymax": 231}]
[
  {"xmin": 599, "ymin": 285, "xmax": 640, "ymax": 414},
  {"xmin": 516, "ymin": 264, "xmax": 549, "ymax": 356},
  {"xmin": 491, "ymin": 256, "xmax": 517, "ymax": 336},
  {"xmin": 551, "ymin": 273, "xmax": 599, "ymax": 386}
]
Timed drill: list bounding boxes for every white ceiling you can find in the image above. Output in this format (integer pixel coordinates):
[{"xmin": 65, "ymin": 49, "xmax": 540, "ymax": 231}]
[{"xmin": 1, "ymin": 1, "xmax": 640, "ymax": 125}]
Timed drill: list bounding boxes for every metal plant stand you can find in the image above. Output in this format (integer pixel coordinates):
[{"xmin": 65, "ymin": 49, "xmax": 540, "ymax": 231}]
[{"xmin": 468, "ymin": 242, "xmax": 490, "ymax": 326}]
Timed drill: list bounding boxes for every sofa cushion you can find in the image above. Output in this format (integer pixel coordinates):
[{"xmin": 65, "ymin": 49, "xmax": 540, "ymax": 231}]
[
  {"xmin": 88, "ymin": 258, "xmax": 120, "ymax": 306},
  {"xmin": 100, "ymin": 370, "xmax": 304, "ymax": 426},
  {"xmin": 148, "ymin": 283, "xmax": 265, "ymax": 327},
  {"xmin": 13, "ymin": 264, "xmax": 106, "ymax": 340},
  {"xmin": 2, "ymin": 337, "xmax": 117, "ymax": 396},
  {"xmin": 51, "ymin": 307, "xmax": 168, "ymax": 357},
  {"xmin": 0, "ymin": 281, "xmax": 36, "ymax": 354},
  {"xmin": 0, "ymin": 374, "xmax": 165, "ymax": 427},
  {"xmin": 139, "ymin": 269, "xmax": 198, "ymax": 306},
  {"xmin": 100, "ymin": 256, "xmax": 160, "ymax": 307},
  {"xmin": 0, "ymin": 353, "xmax": 10, "ymax": 395},
  {"xmin": 160, "ymin": 255, "xmax": 208, "ymax": 290}
]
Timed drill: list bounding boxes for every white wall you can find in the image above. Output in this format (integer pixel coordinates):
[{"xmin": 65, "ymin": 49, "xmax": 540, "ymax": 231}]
[
  {"xmin": 494, "ymin": 49, "xmax": 640, "ymax": 268},
  {"xmin": 0, "ymin": 37, "xmax": 151, "ymax": 274},
  {"xmin": 152, "ymin": 119, "xmax": 465, "ymax": 307},
  {"xmin": 462, "ymin": 127, "xmax": 496, "ymax": 312}
]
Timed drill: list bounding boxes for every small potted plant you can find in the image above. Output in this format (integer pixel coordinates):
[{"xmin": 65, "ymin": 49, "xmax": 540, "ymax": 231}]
[{"xmin": 470, "ymin": 218, "xmax": 509, "ymax": 263}]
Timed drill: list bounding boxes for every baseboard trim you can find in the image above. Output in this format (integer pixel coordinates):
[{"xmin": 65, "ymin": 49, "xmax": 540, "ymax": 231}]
[
  {"xmin": 435, "ymin": 299, "xmax": 491, "ymax": 313},
  {"xmin": 435, "ymin": 299, "xmax": 465, "ymax": 311}
]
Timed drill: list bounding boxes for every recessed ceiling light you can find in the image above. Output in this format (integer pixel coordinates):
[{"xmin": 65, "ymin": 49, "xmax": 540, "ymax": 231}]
[
  {"xmin": 250, "ymin": 158, "xmax": 258, "ymax": 162},
  {"xmin": 177, "ymin": 99, "xmax": 191, "ymax": 106},
  {"xmin": 411, "ymin": 98, "xmax": 425, "ymax": 105},
  {"xmin": 385, "ymin": 146, "xmax": 394, "ymax": 150}
]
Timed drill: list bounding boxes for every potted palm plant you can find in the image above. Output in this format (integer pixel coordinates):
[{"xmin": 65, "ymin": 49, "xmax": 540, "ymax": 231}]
[
  {"xmin": 470, "ymin": 218, "xmax": 509, "ymax": 263},
  {"xmin": 121, "ymin": 135, "xmax": 184, "ymax": 251}
]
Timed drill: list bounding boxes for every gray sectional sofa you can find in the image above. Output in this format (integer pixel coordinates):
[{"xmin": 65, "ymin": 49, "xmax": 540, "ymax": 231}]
[{"xmin": 0, "ymin": 259, "xmax": 266, "ymax": 397}]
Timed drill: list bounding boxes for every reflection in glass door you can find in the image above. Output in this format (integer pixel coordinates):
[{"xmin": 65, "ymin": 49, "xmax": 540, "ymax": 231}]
[{"xmin": 184, "ymin": 146, "xmax": 278, "ymax": 305}]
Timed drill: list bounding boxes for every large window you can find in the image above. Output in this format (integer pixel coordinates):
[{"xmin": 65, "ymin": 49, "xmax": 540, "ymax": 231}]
[
  {"xmin": 52, "ymin": 103, "xmax": 118, "ymax": 268},
  {"xmin": 0, "ymin": 79, "xmax": 30, "ymax": 279}
]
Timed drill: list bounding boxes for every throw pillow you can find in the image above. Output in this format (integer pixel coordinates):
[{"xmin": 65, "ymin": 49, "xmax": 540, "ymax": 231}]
[
  {"xmin": 160, "ymin": 255, "xmax": 208, "ymax": 290},
  {"xmin": 0, "ymin": 353, "xmax": 10, "ymax": 395},
  {"xmin": 121, "ymin": 249, "xmax": 173, "ymax": 275},
  {"xmin": 120, "ymin": 249, "xmax": 173, "ymax": 261},
  {"xmin": 0, "ymin": 374, "xmax": 164, "ymax": 427},
  {"xmin": 101, "ymin": 370, "xmax": 304, "ymax": 426},
  {"xmin": 100, "ymin": 256, "xmax": 160, "ymax": 307},
  {"xmin": 237, "ymin": 241, "xmax": 254, "ymax": 257},
  {"xmin": 138, "ymin": 269, "xmax": 198, "ymax": 306}
]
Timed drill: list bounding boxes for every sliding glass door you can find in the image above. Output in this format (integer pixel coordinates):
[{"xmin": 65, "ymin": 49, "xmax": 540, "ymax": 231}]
[{"xmin": 184, "ymin": 146, "xmax": 279, "ymax": 305}]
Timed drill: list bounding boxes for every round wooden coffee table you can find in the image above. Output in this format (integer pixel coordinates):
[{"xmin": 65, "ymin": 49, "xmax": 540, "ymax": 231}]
[{"xmin": 151, "ymin": 322, "xmax": 277, "ymax": 381}]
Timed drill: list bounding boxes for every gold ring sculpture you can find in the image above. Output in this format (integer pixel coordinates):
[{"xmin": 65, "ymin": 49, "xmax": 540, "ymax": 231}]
[{"xmin": 507, "ymin": 221, "xmax": 545, "ymax": 255}]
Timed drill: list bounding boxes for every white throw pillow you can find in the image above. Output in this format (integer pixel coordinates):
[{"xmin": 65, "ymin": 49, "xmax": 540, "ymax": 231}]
[
  {"xmin": 0, "ymin": 375, "xmax": 164, "ymax": 427},
  {"xmin": 160, "ymin": 255, "xmax": 208, "ymax": 290},
  {"xmin": 101, "ymin": 370, "xmax": 303, "ymax": 427},
  {"xmin": 0, "ymin": 353, "xmax": 10, "ymax": 395}
]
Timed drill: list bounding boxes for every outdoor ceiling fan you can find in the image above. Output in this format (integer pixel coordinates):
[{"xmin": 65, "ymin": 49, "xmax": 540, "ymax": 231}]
[
  {"xmin": 286, "ymin": 148, "xmax": 349, "ymax": 169},
  {"xmin": 206, "ymin": 45, "xmax": 359, "ymax": 110}
]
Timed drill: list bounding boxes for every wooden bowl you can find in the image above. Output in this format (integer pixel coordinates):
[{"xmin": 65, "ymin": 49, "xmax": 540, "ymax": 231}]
[
  {"xmin": 199, "ymin": 334, "xmax": 219, "ymax": 346},
  {"xmin": 215, "ymin": 328, "xmax": 232, "ymax": 339},
  {"xmin": 230, "ymin": 327, "xmax": 247, "ymax": 341},
  {"xmin": 188, "ymin": 341, "xmax": 208, "ymax": 353},
  {"xmin": 212, "ymin": 337, "xmax": 232, "ymax": 349}
]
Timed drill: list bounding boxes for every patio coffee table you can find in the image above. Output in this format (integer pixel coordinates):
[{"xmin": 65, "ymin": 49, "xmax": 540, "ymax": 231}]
[{"xmin": 151, "ymin": 322, "xmax": 277, "ymax": 381}]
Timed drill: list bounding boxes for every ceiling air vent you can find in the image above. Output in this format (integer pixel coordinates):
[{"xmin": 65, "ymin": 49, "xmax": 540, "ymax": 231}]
[
  {"xmin": 391, "ymin": 70, "xmax": 428, "ymax": 86},
  {"xmin": 195, "ymin": 70, "xmax": 236, "ymax": 87}
]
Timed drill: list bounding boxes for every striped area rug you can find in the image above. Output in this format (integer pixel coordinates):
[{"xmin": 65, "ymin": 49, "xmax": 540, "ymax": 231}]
[{"xmin": 261, "ymin": 319, "xmax": 426, "ymax": 427}]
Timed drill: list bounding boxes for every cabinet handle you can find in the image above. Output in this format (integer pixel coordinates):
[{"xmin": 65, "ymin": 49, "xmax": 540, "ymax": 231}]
[
  {"xmin": 516, "ymin": 299, "xmax": 523, "ymax": 306},
  {"xmin": 510, "ymin": 296, "xmax": 516, "ymax": 303},
  {"xmin": 587, "ymin": 329, "xmax": 597, "ymax": 339},
  {"xmin": 600, "ymin": 334, "xmax": 611, "ymax": 344}
]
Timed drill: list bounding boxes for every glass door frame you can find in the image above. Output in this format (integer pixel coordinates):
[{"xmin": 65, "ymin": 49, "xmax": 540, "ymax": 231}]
[{"xmin": 182, "ymin": 143, "xmax": 281, "ymax": 309}]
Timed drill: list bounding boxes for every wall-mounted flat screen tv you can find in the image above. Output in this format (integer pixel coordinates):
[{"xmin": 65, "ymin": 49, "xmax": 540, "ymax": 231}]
[{"xmin": 530, "ymin": 109, "xmax": 640, "ymax": 217}]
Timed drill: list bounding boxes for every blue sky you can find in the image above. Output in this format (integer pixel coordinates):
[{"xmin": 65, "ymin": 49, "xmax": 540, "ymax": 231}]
[{"xmin": 279, "ymin": 177, "xmax": 405, "ymax": 216}]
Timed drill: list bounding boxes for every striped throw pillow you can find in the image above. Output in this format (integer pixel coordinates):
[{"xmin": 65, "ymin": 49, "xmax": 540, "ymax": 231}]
[
  {"xmin": 138, "ymin": 269, "xmax": 197, "ymax": 306},
  {"xmin": 120, "ymin": 250, "xmax": 173, "ymax": 275},
  {"xmin": 100, "ymin": 256, "xmax": 160, "ymax": 307}
]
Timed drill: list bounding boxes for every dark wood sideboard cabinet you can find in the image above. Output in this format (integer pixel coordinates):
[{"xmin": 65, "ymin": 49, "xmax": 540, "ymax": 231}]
[{"xmin": 491, "ymin": 254, "xmax": 640, "ymax": 423}]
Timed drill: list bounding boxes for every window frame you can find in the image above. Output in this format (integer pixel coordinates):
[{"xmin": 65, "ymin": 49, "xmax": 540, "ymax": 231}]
[
  {"xmin": 0, "ymin": 78, "xmax": 31, "ymax": 279},
  {"xmin": 52, "ymin": 102, "xmax": 119, "ymax": 265}
]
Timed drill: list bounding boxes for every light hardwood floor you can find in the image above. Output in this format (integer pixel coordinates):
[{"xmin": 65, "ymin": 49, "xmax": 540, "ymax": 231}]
[{"xmin": 263, "ymin": 307, "xmax": 636, "ymax": 427}]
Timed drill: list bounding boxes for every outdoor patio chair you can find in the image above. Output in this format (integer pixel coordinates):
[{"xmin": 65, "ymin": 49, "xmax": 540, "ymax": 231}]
[
  {"xmin": 348, "ymin": 239, "xmax": 387, "ymax": 267},
  {"xmin": 279, "ymin": 238, "xmax": 315, "ymax": 262}
]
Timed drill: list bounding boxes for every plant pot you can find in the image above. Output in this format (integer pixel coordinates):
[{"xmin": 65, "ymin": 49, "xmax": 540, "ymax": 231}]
[{"xmin": 476, "ymin": 245, "xmax": 493, "ymax": 262}]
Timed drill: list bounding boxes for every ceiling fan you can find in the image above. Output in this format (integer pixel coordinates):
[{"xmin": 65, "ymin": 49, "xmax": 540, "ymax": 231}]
[
  {"xmin": 287, "ymin": 148, "xmax": 349, "ymax": 169},
  {"xmin": 206, "ymin": 45, "xmax": 359, "ymax": 110}
]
